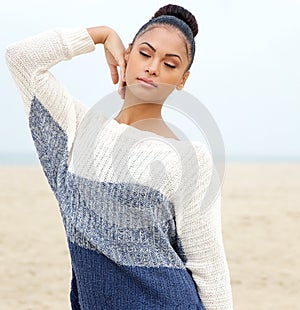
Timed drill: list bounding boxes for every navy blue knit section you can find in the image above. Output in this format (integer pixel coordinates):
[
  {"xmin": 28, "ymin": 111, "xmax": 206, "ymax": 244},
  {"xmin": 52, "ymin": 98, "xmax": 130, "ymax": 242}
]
[
  {"xmin": 70, "ymin": 268, "xmax": 81, "ymax": 310},
  {"xmin": 68, "ymin": 239, "xmax": 204, "ymax": 310}
]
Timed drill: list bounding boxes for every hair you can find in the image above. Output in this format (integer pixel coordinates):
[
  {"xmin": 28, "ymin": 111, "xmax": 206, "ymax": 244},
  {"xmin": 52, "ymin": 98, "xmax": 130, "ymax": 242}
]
[{"xmin": 131, "ymin": 4, "xmax": 198, "ymax": 71}]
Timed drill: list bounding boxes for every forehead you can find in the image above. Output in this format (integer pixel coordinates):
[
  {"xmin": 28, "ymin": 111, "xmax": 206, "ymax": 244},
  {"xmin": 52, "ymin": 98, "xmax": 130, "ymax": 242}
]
[{"xmin": 134, "ymin": 26, "xmax": 188, "ymax": 57}]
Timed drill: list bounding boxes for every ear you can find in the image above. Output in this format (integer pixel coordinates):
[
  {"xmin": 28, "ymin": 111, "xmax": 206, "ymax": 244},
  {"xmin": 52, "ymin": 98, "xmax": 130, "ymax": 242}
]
[
  {"xmin": 124, "ymin": 43, "xmax": 133, "ymax": 63},
  {"xmin": 176, "ymin": 71, "xmax": 190, "ymax": 90}
]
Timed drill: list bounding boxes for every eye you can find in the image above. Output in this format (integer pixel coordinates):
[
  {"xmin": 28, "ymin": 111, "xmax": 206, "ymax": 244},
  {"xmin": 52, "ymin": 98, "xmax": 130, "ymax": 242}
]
[
  {"xmin": 139, "ymin": 51, "xmax": 150, "ymax": 57},
  {"xmin": 164, "ymin": 63, "xmax": 176, "ymax": 69}
]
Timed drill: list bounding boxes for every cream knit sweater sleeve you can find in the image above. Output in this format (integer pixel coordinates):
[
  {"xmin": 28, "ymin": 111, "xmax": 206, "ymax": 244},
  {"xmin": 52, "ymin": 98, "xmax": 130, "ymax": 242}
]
[
  {"xmin": 183, "ymin": 194, "xmax": 233, "ymax": 309},
  {"xmin": 5, "ymin": 27, "xmax": 96, "ymax": 153},
  {"xmin": 177, "ymin": 144, "xmax": 233, "ymax": 310}
]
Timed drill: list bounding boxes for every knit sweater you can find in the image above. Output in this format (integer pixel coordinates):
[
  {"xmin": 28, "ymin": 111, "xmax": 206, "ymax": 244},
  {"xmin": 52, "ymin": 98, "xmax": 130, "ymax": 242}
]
[{"xmin": 6, "ymin": 27, "xmax": 233, "ymax": 310}]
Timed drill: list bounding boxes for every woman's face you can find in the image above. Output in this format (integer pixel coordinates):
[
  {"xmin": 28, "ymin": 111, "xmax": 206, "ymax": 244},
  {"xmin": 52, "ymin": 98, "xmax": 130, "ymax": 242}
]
[{"xmin": 124, "ymin": 26, "xmax": 190, "ymax": 102}]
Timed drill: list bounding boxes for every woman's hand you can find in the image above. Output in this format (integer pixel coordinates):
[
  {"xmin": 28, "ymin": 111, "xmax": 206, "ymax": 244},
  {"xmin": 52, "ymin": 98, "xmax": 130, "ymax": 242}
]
[
  {"xmin": 87, "ymin": 26, "xmax": 126, "ymax": 98},
  {"xmin": 103, "ymin": 29, "xmax": 126, "ymax": 98}
]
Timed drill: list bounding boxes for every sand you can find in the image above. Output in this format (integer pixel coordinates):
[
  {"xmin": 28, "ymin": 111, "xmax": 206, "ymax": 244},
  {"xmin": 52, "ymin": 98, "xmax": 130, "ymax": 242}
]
[{"xmin": 0, "ymin": 163, "xmax": 299, "ymax": 309}]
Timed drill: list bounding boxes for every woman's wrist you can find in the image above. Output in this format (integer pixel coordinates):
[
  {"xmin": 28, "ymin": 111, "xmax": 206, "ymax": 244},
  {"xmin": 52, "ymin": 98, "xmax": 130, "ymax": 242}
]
[{"xmin": 87, "ymin": 26, "xmax": 113, "ymax": 45}]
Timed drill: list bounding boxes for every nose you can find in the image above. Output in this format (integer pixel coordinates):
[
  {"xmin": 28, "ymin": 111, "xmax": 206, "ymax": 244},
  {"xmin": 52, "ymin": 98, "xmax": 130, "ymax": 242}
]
[{"xmin": 145, "ymin": 61, "xmax": 159, "ymax": 76}]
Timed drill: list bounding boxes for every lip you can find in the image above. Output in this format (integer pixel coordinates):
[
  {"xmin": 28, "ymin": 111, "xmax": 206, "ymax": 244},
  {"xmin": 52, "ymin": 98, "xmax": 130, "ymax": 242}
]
[{"xmin": 137, "ymin": 77, "xmax": 157, "ymax": 88}]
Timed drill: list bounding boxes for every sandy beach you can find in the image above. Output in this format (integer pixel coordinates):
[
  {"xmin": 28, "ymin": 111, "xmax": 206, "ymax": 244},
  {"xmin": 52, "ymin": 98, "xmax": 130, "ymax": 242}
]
[{"xmin": 0, "ymin": 162, "xmax": 299, "ymax": 309}]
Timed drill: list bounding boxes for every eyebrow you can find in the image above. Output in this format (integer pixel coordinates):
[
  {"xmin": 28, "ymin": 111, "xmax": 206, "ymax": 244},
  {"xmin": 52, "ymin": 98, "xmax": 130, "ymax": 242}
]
[{"xmin": 139, "ymin": 42, "xmax": 182, "ymax": 63}]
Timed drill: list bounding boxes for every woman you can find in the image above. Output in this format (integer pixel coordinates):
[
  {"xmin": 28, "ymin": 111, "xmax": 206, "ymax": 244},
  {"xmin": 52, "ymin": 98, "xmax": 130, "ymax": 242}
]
[{"xmin": 6, "ymin": 4, "xmax": 233, "ymax": 310}]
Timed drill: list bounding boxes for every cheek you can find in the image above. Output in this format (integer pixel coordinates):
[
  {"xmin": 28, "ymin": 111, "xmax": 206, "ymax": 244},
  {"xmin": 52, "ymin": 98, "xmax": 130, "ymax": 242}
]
[
  {"xmin": 125, "ymin": 58, "xmax": 137, "ymax": 77},
  {"xmin": 124, "ymin": 62, "xmax": 133, "ymax": 81},
  {"xmin": 124, "ymin": 60, "xmax": 139, "ymax": 85},
  {"xmin": 165, "ymin": 72, "xmax": 184, "ymax": 85}
]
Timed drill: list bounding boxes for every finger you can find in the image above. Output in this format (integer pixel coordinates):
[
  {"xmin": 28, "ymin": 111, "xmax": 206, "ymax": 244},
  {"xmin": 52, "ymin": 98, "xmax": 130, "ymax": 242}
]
[
  {"xmin": 118, "ymin": 59, "xmax": 126, "ymax": 82},
  {"xmin": 108, "ymin": 63, "xmax": 119, "ymax": 84},
  {"xmin": 118, "ymin": 82, "xmax": 124, "ymax": 99},
  {"xmin": 118, "ymin": 80, "xmax": 126, "ymax": 100}
]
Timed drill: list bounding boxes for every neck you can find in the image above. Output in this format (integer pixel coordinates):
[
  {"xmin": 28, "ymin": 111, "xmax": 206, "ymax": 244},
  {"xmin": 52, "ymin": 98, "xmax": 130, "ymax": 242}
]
[{"xmin": 114, "ymin": 92, "xmax": 164, "ymax": 125}]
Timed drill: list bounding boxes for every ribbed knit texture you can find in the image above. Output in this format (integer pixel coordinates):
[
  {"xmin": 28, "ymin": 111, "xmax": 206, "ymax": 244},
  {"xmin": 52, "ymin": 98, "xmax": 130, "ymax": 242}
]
[{"xmin": 6, "ymin": 27, "xmax": 233, "ymax": 310}]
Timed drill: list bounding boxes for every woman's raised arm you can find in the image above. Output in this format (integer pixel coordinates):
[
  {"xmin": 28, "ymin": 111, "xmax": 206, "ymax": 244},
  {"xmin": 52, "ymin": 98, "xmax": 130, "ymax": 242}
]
[{"xmin": 5, "ymin": 26, "xmax": 124, "ymax": 194}]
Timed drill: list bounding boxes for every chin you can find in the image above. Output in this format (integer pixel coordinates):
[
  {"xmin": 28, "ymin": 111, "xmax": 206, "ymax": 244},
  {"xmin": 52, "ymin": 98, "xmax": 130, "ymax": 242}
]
[{"xmin": 125, "ymin": 83, "xmax": 175, "ymax": 103}]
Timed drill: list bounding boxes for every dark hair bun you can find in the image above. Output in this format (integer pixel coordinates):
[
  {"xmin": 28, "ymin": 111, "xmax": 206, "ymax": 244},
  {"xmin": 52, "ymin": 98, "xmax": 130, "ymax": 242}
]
[{"xmin": 152, "ymin": 4, "xmax": 198, "ymax": 37}]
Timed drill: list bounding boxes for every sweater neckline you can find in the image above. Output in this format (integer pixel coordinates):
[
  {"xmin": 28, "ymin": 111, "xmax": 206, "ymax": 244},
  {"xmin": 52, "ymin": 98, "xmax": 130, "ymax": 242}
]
[{"xmin": 107, "ymin": 116, "xmax": 189, "ymax": 145}]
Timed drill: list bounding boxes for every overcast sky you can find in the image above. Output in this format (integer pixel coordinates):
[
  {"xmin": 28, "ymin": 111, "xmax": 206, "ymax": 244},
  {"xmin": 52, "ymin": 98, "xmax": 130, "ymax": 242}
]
[{"xmin": 1, "ymin": 0, "xmax": 299, "ymax": 161}]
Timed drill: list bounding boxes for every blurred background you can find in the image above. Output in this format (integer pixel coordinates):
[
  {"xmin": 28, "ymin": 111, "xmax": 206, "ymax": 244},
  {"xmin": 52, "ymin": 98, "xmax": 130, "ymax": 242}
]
[{"xmin": 0, "ymin": 1, "xmax": 299, "ymax": 309}]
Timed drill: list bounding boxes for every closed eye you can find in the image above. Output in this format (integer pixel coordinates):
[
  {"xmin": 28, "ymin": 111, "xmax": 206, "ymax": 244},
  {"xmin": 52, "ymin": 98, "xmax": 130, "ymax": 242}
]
[
  {"xmin": 164, "ymin": 63, "xmax": 176, "ymax": 69},
  {"xmin": 139, "ymin": 51, "xmax": 150, "ymax": 57}
]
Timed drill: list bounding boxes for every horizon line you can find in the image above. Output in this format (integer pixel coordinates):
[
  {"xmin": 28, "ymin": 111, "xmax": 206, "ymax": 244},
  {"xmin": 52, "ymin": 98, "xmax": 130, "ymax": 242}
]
[{"xmin": 0, "ymin": 151, "xmax": 299, "ymax": 165}]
